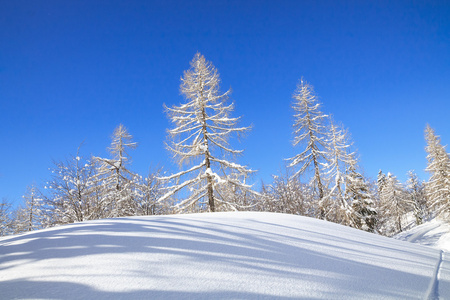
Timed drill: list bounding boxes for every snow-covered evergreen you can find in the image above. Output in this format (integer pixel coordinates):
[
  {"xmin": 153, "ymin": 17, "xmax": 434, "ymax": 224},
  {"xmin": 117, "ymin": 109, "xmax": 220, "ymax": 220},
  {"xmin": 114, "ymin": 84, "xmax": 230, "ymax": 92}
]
[{"xmin": 159, "ymin": 53, "xmax": 255, "ymax": 212}]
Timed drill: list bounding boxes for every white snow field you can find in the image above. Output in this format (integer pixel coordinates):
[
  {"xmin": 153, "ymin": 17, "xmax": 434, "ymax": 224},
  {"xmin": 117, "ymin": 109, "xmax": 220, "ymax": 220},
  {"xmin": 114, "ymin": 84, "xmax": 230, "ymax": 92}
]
[{"xmin": 1, "ymin": 212, "xmax": 449, "ymax": 299}]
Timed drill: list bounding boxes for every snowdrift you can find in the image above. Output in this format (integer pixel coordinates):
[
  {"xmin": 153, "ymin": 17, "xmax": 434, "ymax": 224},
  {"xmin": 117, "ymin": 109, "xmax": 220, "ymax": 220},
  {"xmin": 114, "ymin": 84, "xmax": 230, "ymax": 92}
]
[{"xmin": 1, "ymin": 212, "xmax": 449, "ymax": 299}]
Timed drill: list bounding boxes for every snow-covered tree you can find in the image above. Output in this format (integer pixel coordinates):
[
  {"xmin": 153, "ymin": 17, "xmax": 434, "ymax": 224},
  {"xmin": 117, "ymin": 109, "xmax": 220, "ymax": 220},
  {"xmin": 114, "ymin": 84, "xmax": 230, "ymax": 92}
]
[
  {"xmin": 346, "ymin": 162, "xmax": 377, "ymax": 232},
  {"xmin": 287, "ymin": 79, "xmax": 329, "ymax": 218},
  {"xmin": 215, "ymin": 174, "xmax": 257, "ymax": 211},
  {"xmin": 14, "ymin": 185, "xmax": 46, "ymax": 233},
  {"xmin": 378, "ymin": 172, "xmax": 408, "ymax": 235},
  {"xmin": 159, "ymin": 53, "xmax": 255, "ymax": 212},
  {"xmin": 406, "ymin": 170, "xmax": 428, "ymax": 225},
  {"xmin": 424, "ymin": 125, "xmax": 450, "ymax": 219},
  {"xmin": 323, "ymin": 118, "xmax": 355, "ymax": 224},
  {"xmin": 46, "ymin": 147, "xmax": 99, "ymax": 224},
  {"xmin": 135, "ymin": 168, "xmax": 172, "ymax": 215},
  {"xmin": 259, "ymin": 168, "xmax": 313, "ymax": 216},
  {"xmin": 95, "ymin": 124, "xmax": 139, "ymax": 217},
  {"xmin": 0, "ymin": 198, "xmax": 12, "ymax": 236}
]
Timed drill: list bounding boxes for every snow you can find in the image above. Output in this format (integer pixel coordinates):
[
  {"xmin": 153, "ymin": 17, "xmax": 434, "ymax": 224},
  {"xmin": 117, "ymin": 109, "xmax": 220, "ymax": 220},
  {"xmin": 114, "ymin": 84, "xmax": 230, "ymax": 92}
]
[
  {"xmin": 1, "ymin": 212, "xmax": 449, "ymax": 299},
  {"xmin": 395, "ymin": 219, "xmax": 450, "ymax": 252}
]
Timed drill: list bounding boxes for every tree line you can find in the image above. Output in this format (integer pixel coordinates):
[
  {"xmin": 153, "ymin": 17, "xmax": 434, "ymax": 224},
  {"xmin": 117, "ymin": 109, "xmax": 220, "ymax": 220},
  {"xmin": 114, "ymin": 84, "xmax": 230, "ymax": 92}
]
[{"xmin": 1, "ymin": 53, "xmax": 449, "ymax": 237}]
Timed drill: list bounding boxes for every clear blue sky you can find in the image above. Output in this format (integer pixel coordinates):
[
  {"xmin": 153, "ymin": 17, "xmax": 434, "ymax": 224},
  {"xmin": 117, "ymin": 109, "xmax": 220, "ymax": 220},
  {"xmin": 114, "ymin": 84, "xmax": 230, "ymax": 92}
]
[{"xmin": 1, "ymin": 0, "xmax": 449, "ymax": 204}]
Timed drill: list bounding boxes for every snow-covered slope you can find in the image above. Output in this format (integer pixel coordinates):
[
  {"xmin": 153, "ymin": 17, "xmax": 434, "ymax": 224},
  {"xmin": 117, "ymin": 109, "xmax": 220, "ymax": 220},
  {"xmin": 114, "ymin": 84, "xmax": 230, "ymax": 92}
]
[
  {"xmin": 395, "ymin": 219, "xmax": 450, "ymax": 252},
  {"xmin": 1, "ymin": 212, "xmax": 449, "ymax": 299}
]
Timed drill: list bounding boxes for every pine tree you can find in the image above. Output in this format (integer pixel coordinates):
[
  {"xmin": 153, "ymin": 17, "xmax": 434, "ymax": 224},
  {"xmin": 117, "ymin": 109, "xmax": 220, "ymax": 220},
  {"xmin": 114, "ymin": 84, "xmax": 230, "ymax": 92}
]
[
  {"xmin": 160, "ymin": 53, "xmax": 254, "ymax": 212},
  {"xmin": 424, "ymin": 124, "xmax": 450, "ymax": 219},
  {"xmin": 95, "ymin": 124, "xmax": 139, "ymax": 217},
  {"xmin": 287, "ymin": 79, "xmax": 329, "ymax": 218}
]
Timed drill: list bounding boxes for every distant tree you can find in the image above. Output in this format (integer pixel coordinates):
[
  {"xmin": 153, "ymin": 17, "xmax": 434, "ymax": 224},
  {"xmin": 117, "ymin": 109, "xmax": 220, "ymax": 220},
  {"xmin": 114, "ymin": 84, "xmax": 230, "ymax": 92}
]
[
  {"xmin": 260, "ymin": 168, "xmax": 313, "ymax": 216},
  {"xmin": 377, "ymin": 170, "xmax": 387, "ymax": 196},
  {"xmin": 406, "ymin": 170, "xmax": 428, "ymax": 225},
  {"xmin": 378, "ymin": 173, "xmax": 408, "ymax": 235},
  {"xmin": 323, "ymin": 118, "xmax": 356, "ymax": 224},
  {"xmin": 135, "ymin": 168, "xmax": 172, "ymax": 215},
  {"xmin": 13, "ymin": 185, "xmax": 46, "ymax": 233},
  {"xmin": 424, "ymin": 125, "xmax": 450, "ymax": 219},
  {"xmin": 159, "ymin": 53, "xmax": 254, "ymax": 212},
  {"xmin": 46, "ymin": 146, "xmax": 99, "ymax": 224},
  {"xmin": 345, "ymin": 162, "xmax": 377, "ymax": 232},
  {"xmin": 0, "ymin": 198, "xmax": 12, "ymax": 236},
  {"xmin": 95, "ymin": 124, "xmax": 139, "ymax": 217},
  {"xmin": 287, "ymin": 79, "xmax": 329, "ymax": 218},
  {"xmin": 215, "ymin": 174, "xmax": 257, "ymax": 211}
]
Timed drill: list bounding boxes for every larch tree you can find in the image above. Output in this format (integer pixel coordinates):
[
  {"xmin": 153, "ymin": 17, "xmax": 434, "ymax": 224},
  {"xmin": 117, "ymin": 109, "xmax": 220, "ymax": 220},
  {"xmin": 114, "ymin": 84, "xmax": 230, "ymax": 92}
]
[
  {"xmin": 287, "ymin": 79, "xmax": 329, "ymax": 218},
  {"xmin": 323, "ymin": 117, "xmax": 356, "ymax": 224},
  {"xmin": 424, "ymin": 124, "xmax": 450, "ymax": 219},
  {"xmin": 95, "ymin": 124, "xmax": 138, "ymax": 217},
  {"xmin": 159, "ymin": 53, "xmax": 254, "ymax": 213}
]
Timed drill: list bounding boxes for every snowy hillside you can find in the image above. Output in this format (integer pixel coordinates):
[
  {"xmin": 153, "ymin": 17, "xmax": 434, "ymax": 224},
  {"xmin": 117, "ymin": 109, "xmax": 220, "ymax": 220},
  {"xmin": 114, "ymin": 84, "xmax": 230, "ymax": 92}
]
[
  {"xmin": 1, "ymin": 212, "xmax": 449, "ymax": 299},
  {"xmin": 395, "ymin": 219, "xmax": 450, "ymax": 252}
]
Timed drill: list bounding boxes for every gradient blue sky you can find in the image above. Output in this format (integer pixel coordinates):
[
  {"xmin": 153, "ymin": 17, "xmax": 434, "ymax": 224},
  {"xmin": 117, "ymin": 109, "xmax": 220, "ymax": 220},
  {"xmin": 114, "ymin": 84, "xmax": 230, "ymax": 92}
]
[{"xmin": 1, "ymin": 0, "xmax": 449, "ymax": 204}]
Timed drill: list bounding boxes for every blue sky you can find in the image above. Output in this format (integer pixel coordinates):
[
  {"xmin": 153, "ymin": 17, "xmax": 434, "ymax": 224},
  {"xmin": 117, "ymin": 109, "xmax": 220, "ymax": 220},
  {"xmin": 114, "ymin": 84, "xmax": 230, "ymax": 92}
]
[{"xmin": 1, "ymin": 0, "xmax": 449, "ymax": 204}]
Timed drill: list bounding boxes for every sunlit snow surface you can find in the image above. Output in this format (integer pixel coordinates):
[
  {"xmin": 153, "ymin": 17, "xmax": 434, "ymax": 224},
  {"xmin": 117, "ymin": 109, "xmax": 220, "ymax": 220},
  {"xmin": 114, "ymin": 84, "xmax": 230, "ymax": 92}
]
[{"xmin": 1, "ymin": 212, "xmax": 449, "ymax": 299}]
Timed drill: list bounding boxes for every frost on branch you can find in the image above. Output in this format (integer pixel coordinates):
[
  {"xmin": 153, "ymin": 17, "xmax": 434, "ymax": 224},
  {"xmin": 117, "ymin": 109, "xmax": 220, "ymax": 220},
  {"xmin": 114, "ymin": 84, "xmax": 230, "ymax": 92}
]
[{"xmin": 160, "ymin": 53, "xmax": 256, "ymax": 213}]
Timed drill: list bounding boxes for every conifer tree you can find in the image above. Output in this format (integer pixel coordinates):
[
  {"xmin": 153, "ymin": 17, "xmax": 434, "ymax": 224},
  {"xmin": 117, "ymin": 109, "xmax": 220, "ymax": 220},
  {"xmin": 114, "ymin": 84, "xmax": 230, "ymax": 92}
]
[
  {"xmin": 160, "ymin": 53, "xmax": 254, "ymax": 212},
  {"xmin": 424, "ymin": 124, "xmax": 450, "ymax": 219},
  {"xmin": 287, "ymin": 79, "xmax": 329, "ymax": 218}
]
